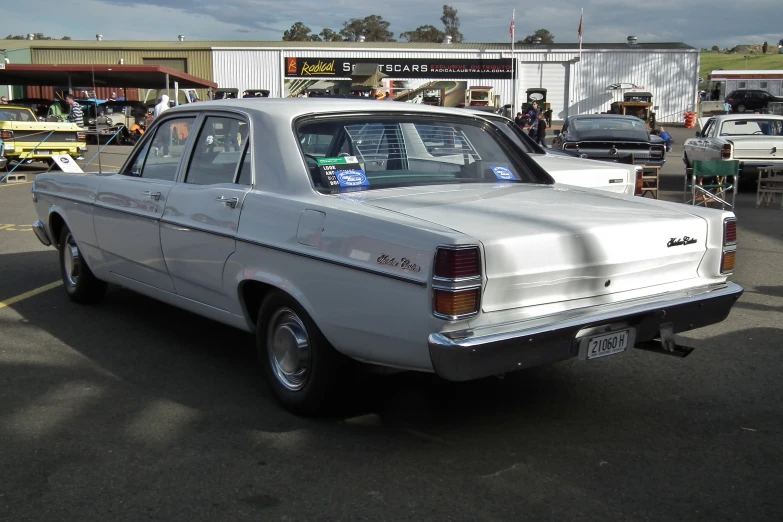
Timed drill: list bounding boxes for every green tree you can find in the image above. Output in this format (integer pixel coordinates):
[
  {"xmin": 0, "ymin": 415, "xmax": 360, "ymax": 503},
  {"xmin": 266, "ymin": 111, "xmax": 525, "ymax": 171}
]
[
  {"xmin": 339, "ymin": 15, "xmax": 395, "ymax": 42},
  {"xmin": 318, "ymin": 28, "xmax": 343, "ymax": 42},
  {"xmin": 282, "ymin": 22, "xmax": 315, "ymax": 41},
  {"xmin": 711, "ymin": 45, "xmax": 719, "ymax": 51},
  {"xmin": 5, "ymin": 33, "xmax": 70, "ymax": 40},
  {"xmin": 440, "ymin": 5, "xmax": 463, "ymax": 43},
  {"xmin": 519, "ymin": 29, "xmax": 555, "ymax": 44},
  {"xmin": 400, "ymin": 25, "xmax": 445, "ymax": 43},
  {"xmin": 762, "ymin": 41, "xmax": 768, "ymax": 54}
]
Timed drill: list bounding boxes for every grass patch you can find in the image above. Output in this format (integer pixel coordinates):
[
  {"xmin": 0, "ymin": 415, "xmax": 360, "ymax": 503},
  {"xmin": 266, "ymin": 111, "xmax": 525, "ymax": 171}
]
[{"xmin": 700, "ymin": 51, "xmax": 783, "ymax": 80}]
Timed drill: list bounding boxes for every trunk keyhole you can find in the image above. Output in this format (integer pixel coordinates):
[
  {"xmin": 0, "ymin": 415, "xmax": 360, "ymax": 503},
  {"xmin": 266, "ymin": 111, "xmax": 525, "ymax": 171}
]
[{"xmin": 605, "ymin": 280, "xmax": 611, "ymax": 287}]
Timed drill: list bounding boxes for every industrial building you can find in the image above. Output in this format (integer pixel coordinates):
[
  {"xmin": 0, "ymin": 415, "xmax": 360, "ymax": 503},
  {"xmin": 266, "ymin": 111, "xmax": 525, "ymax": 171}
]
[{"xmin": 2, "ymin": 36, "xmax": 700, "ymax": 122}]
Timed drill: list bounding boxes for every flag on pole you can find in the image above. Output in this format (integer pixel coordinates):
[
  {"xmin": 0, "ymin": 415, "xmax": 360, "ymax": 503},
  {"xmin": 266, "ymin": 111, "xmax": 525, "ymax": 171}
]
[
  {"xmin": 578, "ymin": 9, "xmax": 583, "ymax": 48},
  {"xmin": 510, "ymin": 10, "xmax": 515, "ymax": 41}
]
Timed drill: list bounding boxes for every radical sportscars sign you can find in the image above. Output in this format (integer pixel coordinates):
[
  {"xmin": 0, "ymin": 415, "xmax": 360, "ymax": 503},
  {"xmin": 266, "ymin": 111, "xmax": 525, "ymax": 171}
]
[{"xmin": 285, "ymin": 57, "xmax": 513, "ymax": 80}]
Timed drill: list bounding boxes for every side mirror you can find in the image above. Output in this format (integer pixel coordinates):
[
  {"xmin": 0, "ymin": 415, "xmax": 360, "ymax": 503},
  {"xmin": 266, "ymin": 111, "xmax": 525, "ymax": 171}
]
[
  {"xmin": 695, "ymin": 131, "xmax": 701, "ymax": 137},
  {"xmin": 553, "ymin": 130, "xmax": 561, "ymax": 136}
]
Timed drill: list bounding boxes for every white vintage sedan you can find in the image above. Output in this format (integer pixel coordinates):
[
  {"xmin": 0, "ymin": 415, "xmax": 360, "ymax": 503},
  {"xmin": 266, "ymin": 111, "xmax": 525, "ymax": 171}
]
[
  {"xmin": 684, "ymin": 114, "xmax": 783, "ymax": 181},
  {"xmin": 30, "ymin": 99, "xmax": 743, "ymax": 415}
]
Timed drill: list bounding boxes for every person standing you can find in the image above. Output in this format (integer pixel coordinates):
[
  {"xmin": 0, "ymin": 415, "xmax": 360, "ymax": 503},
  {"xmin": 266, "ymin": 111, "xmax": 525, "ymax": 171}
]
[
  {"xmin": 64, "ymin": 94, "xmax": 86, "ymax": 160},
  {"xmin": 536, "ymin": 117, "xmax": 547, "ymax": 147},
  {"xmin": 527, "ymin": 102, "xmax": 540, "ymax": 140},
  {"xmin": 153, "ymin": 94, "xmax": 170, "ymax": 119}
]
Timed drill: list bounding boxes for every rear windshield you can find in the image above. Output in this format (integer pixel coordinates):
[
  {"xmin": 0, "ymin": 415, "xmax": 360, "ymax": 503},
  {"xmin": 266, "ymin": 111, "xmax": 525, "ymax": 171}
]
[
  {"xmin": 0, "ymin": 108, "xmax": 38, "ymax": 122},
  {"xmin": 297, "ymin": 115, "xmax": 543, "ymax": 193}
]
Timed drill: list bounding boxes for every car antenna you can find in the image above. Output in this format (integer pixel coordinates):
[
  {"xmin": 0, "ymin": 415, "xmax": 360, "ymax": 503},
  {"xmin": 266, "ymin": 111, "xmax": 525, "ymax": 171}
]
[{"xmin": 91, "ymin": 64, "xmax": 102, "ymax": 174}]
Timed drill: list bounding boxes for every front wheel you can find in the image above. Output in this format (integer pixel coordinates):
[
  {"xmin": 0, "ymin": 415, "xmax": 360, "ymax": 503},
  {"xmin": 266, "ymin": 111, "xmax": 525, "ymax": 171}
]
[
  {"xmin": 257, "ymin": 291, "xmax": 353, "ymax": 415},
  {"xmin": 736, "ymin": 104, "xmax": 746, "ymax": 113},
  {"xmin": 59, "ymin": 225, "xmax": 107, "ymax": 304}
]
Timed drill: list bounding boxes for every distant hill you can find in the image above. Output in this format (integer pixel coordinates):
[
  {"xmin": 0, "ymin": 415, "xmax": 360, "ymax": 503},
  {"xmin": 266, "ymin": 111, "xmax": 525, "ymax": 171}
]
[{"xmin": 700, "ymin": 50, "xmax": 783, "ymax": 84}]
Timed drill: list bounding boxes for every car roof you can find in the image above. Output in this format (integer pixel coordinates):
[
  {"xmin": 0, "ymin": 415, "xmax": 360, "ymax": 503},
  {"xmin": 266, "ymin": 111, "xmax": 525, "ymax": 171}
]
[
  {"xmin": 567, "ymin": 114, "xmax": 644, "ymax": 121},
  {"xmin": 1, "ymin": 105, "xmax": 35, "ymax": 110},
  {"xmin": 707, "ymin": 114, "xmax": 783, "ymax": 122},
  {"xmin": 164, "ymin": 98, "xmax": 501, "ymax": 120}
]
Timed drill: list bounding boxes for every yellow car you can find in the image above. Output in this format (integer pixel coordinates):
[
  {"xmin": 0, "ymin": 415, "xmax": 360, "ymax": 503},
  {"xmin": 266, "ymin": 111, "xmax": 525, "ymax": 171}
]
[{"xmin": 0, "ymin": 105, "xmax": 87, "ymax": 165}]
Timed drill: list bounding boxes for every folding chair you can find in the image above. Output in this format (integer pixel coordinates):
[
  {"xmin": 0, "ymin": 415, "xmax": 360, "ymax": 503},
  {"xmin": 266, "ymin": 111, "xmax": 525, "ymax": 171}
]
[
  {"xmin": 684, "ymin": 160, "xmax": 738, "ymax": 209},
  {"xmin": 756, "ymin": 167, "xmax": 783, "ymax": 209},
  {"xmin": 640, "ymin": 166, "xmax": 660, "ymax": 199}
]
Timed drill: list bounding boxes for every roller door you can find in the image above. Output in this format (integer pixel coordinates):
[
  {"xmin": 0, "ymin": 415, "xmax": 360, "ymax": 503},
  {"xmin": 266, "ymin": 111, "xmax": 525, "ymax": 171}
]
[{"xmin": 520, "ymin": 62, "xmax": 568, "ymax": 120}]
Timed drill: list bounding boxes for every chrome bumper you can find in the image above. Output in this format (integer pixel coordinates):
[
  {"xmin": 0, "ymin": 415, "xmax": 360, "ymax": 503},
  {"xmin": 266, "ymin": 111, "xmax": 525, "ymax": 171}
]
[
  {"xmin": 428, "ymin": 282, "xmax": 743, "ymax": 381},
  {"xmin": 0, "ymin": 157, "xmax": 6, "ymax": 169},
  {"xmin": 32, "ymin": 220, "xmax": 52, "ymax": 247}
]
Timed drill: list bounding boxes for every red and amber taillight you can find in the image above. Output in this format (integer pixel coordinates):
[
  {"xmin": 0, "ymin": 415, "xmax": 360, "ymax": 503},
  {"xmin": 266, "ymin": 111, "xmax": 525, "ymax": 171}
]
[
  {"xmin": 0, "ymin": 130, "xmax": 13, "ymax": 141},
  {"xmin": 563, "ymin": 143, "xmax": 578, "ymax": 151},
  {"xmin": 721, "ymin": 143, "xmax": 733, "ymax": 160},
  {"xmin": 721, "ymin": 217, "xmax": 737, "ymax": 274},
  {"xmin": 650, "ymin": 145, "xmax": 664, "ymax": 159},
  {"xmin": 634, "ymin": 168, "xmax": 644, "ymax": 196},
  {"xmin": 77, "ymin": 131, "xmax": 87, "ymax": 142},
  {"xmin": 433, "ymin": 246, "xmax": 481, "ymax": 320}
]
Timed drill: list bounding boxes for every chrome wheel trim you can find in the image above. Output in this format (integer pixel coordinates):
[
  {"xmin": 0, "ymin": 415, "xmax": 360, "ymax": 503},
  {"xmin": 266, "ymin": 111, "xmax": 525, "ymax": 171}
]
[
  {"xmin": 62, "ymin": 233, "xmax": 81, "ymax": 288},
  {"xmin": 267, "ymin": 308, "xmax": 311, "ymax": 391}
]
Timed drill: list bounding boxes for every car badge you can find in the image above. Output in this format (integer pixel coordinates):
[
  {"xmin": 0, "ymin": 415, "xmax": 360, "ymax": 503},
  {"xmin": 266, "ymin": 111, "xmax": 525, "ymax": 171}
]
[{"xmin": 667, "ymin": 237, "xmax": 697, "ymax": 247}]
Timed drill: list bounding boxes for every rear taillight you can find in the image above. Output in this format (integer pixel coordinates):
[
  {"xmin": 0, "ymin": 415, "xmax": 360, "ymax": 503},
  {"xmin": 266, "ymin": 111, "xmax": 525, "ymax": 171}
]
[
  {"xmin": 433, "ymin": 246, "xmax": 481, "ymax": 319},
  {"xmin": 724, "ymin": 219, "xmax": 737, "ymax": 246},
  {"xmin": 721, "ymin": 217, "xmax": 737, "ymax": 275},
  {"xmin": 77, "ymin": 132, "xmax": 86, "ymax": 142},
  {"xmin": 721, "ymin": 143, "xmax": 732, "ymax": 160},
  {"xmin": 0, "ymin": 130, "xmax": 13, "ymax": 140},
  {"xmin": 563, "ymin": 143, "xmax": 578, "ymax": 151},
  {"xmin": 434, "ymin": 246, "xmax": 480, "ymax": 280},
  {"xmin": 726, "ymin": 98, "xmax": 733, "ymax": 104},
  {"xmin": 634, "ymin": 169, "xmax": 643, "ymax": 196},
  {"xmin": 650, "ymin": 145, "xmax": 664, "ymax": 159}
]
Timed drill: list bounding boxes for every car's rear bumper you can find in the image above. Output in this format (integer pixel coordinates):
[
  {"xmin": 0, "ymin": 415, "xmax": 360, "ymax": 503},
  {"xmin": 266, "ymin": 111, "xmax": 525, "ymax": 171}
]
[
  {"xmin": 0, "ymin": 157, "xmax": 6, "ymax": 170},
  {"xmin": 32, "ymin": 220, "xmax": 52, "ymax": 247},
  {"xmin": 428, "ymin": 281, "xmax": 743, "ymax": 381},
  {"xmin": 738, "ymin": 160, "xmax": 783, "ymax": 179}
]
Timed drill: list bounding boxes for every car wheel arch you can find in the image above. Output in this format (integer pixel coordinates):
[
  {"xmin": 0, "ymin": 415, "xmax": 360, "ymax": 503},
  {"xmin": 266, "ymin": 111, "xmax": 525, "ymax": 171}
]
[
  {"xmin": 238, "ymin": 278, "xmax": 320, "ymax": 334},
  {"xmin": 48, "ymin": 211, "xmax": 68, "ymax": 248}
]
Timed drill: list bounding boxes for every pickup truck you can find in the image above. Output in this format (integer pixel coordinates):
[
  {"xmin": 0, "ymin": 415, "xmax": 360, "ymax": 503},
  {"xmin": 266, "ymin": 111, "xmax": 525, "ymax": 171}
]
[
  {"xmin": 0, "ymin": 105, "xmax": 87, "ymax": 165},
  {"xmin": 684, "ymin": 114, "xmax": 783, "ymax": 182}
]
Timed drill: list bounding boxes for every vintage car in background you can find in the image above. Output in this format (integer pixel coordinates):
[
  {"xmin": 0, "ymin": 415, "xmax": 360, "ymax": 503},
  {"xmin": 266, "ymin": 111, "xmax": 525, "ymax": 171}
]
[
  {"xmin": 684, "ymin": 114, "xmax": 783, "ymax": 183},
  {"xmin": 552, "ymin": 114, "xmax": 666, "ymax": 166},
  {"xmin": 100, "ymin": 101, "xmax": 153, "ymax": 145},
  {"xmin": 471, "ymin": 110, "xmax": 641, "ymax": 195},
  {"xmin": 608, "ymin": 91, "xmax": 657, "ymax": 130},
  {"xmin": 0, "ymin": 105, "xmax": 87, "ymax": 165},
  {"xmin": 30, "ymin": 99, "xmax": 742, "ymax": 415},
  {"xmin": 724, "ymin": 89, "xmax": 783, "ymax": 113},
  {"xmin": 11, "ymin": 97, "xmax": 112, "ymax": 143}
]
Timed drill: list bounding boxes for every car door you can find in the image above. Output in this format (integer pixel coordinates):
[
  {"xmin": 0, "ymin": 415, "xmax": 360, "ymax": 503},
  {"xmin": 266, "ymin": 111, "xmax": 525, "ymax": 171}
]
[
  {"xmin": 159, "ymin": 113, "xmax": 252, "ymax": 311},
  {"xmin": 93, "ymin": 114, "xmax": 197, "ymax": 292},
  {"xmin": 696, "ymin": 118, "xmax": 716, "ymax": 161}
]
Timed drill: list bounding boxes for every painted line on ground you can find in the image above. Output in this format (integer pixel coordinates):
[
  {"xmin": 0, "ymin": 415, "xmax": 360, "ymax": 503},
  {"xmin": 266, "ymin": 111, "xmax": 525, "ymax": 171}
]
[
  {"xmin": 0, "ymin": 224, "xmax": 33, "ymax": 232},
  {"xmin": 0, "ymin": 181, "xmax": 34, "ymax": 188},
  {"xmin": 0, "ymin": 281, "xmax": 62, "ymax": 310}
]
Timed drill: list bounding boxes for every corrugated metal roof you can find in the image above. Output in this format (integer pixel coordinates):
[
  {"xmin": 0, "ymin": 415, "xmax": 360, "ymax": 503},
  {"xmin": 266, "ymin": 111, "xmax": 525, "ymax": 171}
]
[{"xmin": 1, "ymin": 39, "xmax": 696, "ymax": 51}]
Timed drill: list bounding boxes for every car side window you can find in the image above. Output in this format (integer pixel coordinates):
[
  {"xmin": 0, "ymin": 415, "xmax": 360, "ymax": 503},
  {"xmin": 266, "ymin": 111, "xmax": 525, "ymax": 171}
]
[
  {"xmin": 184, "ymin": 115, "xmax": 249, "ymax": 185},
  {"xmin": 125, "ymin": 137, "xmax": 153, "ymax": 177},
  {"xmin": 701, "ymin": 120, "xmax": 714, "ymax": 137},
  {"xmin": 137, "ymin": 116, "xmax": 196, "ymax": 181}
]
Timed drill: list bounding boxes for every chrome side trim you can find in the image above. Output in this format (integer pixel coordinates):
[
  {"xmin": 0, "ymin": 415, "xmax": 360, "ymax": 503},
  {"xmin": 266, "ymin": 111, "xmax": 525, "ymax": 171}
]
[
  {"xmin": 32, "ymin": 220, "xmax": 52, "ymax": 247},
  {"xmin": 236, "ymin": 237, "xmax": 428, "ymax": 287}
]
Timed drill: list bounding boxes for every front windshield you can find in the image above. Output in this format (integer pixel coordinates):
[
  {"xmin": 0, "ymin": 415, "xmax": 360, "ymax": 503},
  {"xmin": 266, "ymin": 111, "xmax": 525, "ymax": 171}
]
[
  {"xmin": 719, "ymin": 119, "xmax": 783, "ymax": 136},
  {"xmin": 297, "ymin": 115, "xmax": 541, "ymax": 193},
  {"xmin": 0, "ymin": 108, "xmax": 37, "ymax": 122},
  {"xmin": 571, "ymin": 117, "xmax": 647, "ymax": 132}
]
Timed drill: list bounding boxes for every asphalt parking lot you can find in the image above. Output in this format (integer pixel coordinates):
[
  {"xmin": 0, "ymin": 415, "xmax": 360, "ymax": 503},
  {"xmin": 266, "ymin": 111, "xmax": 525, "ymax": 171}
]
[{"xmin": 1, "ymin": 128, "xmax": 782, "ymax": 522}]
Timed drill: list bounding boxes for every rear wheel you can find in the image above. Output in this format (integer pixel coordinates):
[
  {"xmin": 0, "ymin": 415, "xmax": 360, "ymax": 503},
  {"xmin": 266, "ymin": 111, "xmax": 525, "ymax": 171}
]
[
  {"xmin": 736, "ymin": 104, "xmax": 746, "ymax": 113},
  {"xmin": 59, "ymin": 225, "xmax": 107, "ymax": 304},
  {"xmin": 257, "ymin": 291, "xmax": 352, "ymax": 415}
]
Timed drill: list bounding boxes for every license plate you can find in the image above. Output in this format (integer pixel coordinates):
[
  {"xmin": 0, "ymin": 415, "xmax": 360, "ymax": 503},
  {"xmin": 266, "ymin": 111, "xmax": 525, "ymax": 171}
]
[
  {"xmin": 101, "ymin": 130, "xmax": 114, "ymax": 135},
  {"xmin": 579, "ymin": 329, "xmax": 633, "ymax": 360},
  {"xmin": 35, "ymin": 150, "xmax": 51, "ymax": 155}
]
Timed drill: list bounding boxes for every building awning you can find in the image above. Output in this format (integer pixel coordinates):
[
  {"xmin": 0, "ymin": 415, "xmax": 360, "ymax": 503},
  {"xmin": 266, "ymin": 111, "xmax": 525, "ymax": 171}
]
[
  {"xmin": 350, "ymin": 63, "xmax": 388, "ymax": 88},
  {"xmin": 0, "ymin": 64, "xmax": 218, "ymax": 90}
]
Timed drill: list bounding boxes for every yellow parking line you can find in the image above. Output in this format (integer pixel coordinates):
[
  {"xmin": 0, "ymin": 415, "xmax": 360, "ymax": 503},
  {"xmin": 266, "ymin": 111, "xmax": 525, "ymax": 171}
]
[
  {"xmin": 0, "ymin": 281, "xmax": 63, "ymax": 310},
  {"xmin": 0, "ymin": 181, "xmax": 34, "ymax": 188}
]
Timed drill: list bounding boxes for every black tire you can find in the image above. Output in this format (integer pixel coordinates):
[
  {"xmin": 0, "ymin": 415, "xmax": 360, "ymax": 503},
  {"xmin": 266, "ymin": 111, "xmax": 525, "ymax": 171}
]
[
  {"xmin": 257, "ymin": 291, "xmax": 352, "ymax": 415},
  {"xmin": 736, "ymin": 104, "xmax": 746, "ymax": 113},
  {"xmin": 683, "ymin": 153, "xmax": 691, "ymax": 169},
  {"xmin": 58, "ymin": 225, "xmax": 107, "ymax": 304}
]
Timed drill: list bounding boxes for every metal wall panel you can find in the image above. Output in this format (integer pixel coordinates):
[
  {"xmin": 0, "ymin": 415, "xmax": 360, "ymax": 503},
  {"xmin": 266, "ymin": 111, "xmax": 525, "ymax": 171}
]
[
  {"xmin": 569, "ymin": 51, "xmax": 699, "ymax": 123},
  {"xmin": 213, "ymin": 50, "xmax": 283, "ymax": 97},
  {"xmin": 31, "ymin": 48, "xmax": 213, "ymax": 99}
]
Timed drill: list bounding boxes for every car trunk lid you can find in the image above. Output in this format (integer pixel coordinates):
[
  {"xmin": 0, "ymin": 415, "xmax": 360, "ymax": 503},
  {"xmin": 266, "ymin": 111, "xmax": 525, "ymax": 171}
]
[{"xmin": 350, "ymin": 184, "xmax": 708, "ymax": 312}]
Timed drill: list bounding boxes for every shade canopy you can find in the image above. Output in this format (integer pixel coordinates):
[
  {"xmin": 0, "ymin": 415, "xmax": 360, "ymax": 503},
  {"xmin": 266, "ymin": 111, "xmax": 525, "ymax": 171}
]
[
  {"xmin": 0, "ymin": 64, "xmax": 218, "ymax": 90},
  {"xmin": 350, "ymin": 63, "xmax": 388, "ymax": 88}
]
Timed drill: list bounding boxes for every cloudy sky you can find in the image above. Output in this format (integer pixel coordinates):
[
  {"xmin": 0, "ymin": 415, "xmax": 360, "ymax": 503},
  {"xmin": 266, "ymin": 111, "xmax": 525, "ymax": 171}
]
[{"xmin": 1, "ymin": 0, "xmax": 781, "ymax": 50}]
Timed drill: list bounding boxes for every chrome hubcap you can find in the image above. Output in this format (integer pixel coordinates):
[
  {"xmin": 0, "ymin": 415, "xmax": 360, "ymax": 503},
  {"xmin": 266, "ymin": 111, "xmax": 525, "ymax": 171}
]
[
  {"xmin": 63, "ymin": 234, "xmax": 81, "ymax": 287},
  {"xmin": 267, "ymin": 308, "xmax": 311, "ymax": 391}
]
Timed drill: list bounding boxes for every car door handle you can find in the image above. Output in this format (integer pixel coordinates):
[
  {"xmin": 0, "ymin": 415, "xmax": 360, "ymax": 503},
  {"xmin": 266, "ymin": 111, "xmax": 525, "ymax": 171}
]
[
  {"xmin": 142, "ymin": 191, "xmax": 161, "ymax": 200},
  {"xmin": 216, "ymin": 196, "xmax": 239, "ymax": 208}
]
